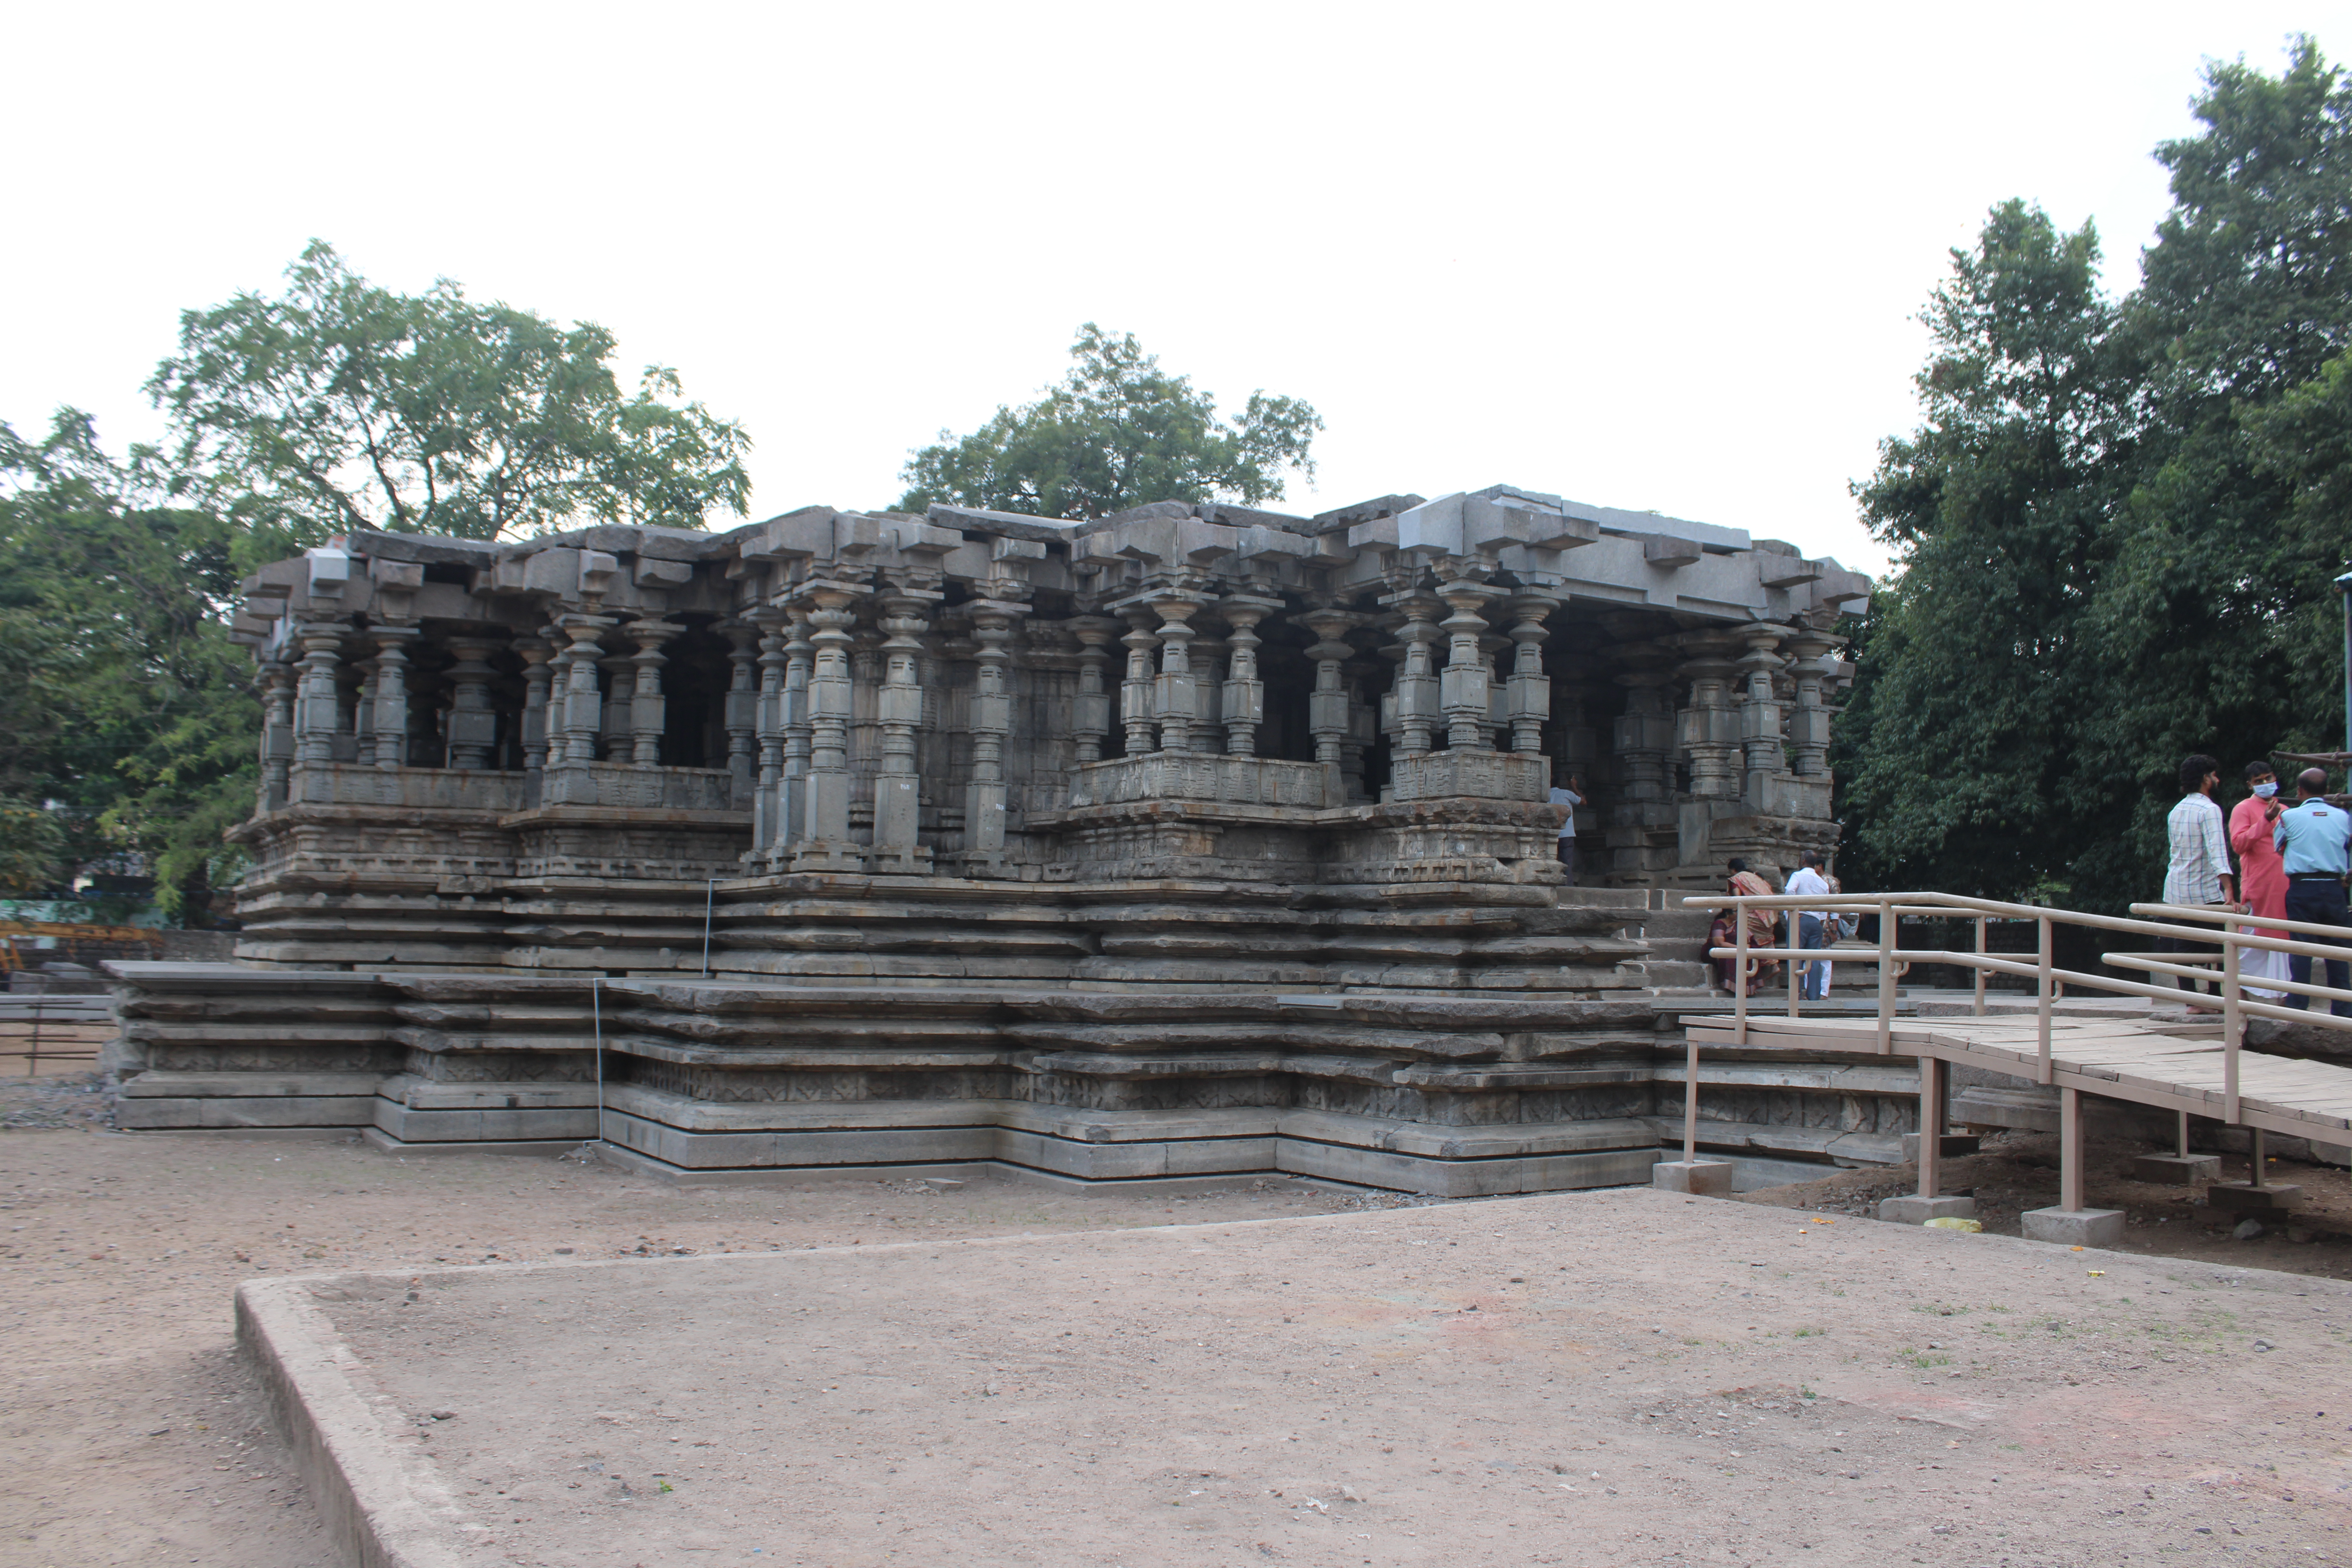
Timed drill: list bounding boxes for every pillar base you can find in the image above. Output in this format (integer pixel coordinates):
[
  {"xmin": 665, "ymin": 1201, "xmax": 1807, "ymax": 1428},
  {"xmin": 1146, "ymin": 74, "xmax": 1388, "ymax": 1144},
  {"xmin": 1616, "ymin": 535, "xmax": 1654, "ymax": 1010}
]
[
  {"xmin": 2020, "ymin": 1206, "xmax": 2126, "ymax": 1247},
  {"xmin": 1878, "ymin": 1194, "xmax": 1978, "ymax": 1225},
  {"xmin": 2205, "ymin": 1182, "xmax": 2304, "ymax": 1215},
  {"xmin": 2131, "ymin": 1152, "xmax": 2220, "ymax": 1185},
  {"xmin": 789, "ymin": 841, "xmax": 868, "ymax": 873},
  {"xmin": 1651, "ymin": 1159, "xmax": 1735, "ymax": 1196}
]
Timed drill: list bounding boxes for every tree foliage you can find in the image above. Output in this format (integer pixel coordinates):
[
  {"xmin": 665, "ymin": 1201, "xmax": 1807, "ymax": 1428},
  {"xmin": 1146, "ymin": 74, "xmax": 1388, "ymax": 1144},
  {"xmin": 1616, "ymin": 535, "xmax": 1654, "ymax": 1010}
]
[
  {"xmin": 1839, "ymin": 38, "xmax": 2352, "ymax": 910},
  {"xmin": 148, "ymin": 241, "xmax": 751, "ymax": 551},
  {"xmin": 897, "ymin": 324, "xmax": 1321, "ymax": 520},
  {"xmin": 0, "ymin": 411, "xmax": 255, "ymax": 915}
]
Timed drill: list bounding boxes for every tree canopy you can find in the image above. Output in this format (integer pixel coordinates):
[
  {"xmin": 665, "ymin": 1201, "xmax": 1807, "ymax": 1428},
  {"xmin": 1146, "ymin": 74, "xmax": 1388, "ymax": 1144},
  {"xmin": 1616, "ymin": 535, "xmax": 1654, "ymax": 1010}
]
[
  {"xmin": 897, "ymin": 324, "xmax": 1321, "ymax": 520},
  {"xmin": 2, "ymin": 244, "xmax": 754, "ymax": 920},
  {"xmin": 148, "ymin": 241, "xmax": 751, "ymax": 552},
  {"xmin": 1837, "ymin": 37, "xmax": 2352, "ymax": 910}
]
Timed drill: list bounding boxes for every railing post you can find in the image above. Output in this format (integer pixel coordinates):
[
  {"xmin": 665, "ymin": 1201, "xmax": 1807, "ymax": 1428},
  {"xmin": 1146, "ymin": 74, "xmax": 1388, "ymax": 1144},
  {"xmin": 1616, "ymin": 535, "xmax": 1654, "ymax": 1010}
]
[
  {"xmin": 2036, "ymin": 914, "xmax": 2054, "ymax": 1086},
  {"xmin": 1875, "ymin": 898, "xmax": 1894, "ymax": 1054},
  {"xmin": 1973, "ymin": 916, "xmax": 1987, "ymax": 1016},
  {"xmin": 2223, "ymin": 926, "xmax": 2242, "ymax": 1127},
  {"xmin": 1683, "ymin": 1027, "xmax": 1699, "ymax": 1165},
  {"xmin": 2059, "ymin": 1084, "xmax": 2083, "ymax": 1213},
  {"xmin": 1918, "ymin": 1054, "xmax": 1942, "ymax": 1200},
  {"xmin": 1734, "ymin": 901, "xmax": 1750, "ymax": 1047},
  {"xmin": 1787, "ymin": 909, "xmax": 1801, "ymax": 1018}
]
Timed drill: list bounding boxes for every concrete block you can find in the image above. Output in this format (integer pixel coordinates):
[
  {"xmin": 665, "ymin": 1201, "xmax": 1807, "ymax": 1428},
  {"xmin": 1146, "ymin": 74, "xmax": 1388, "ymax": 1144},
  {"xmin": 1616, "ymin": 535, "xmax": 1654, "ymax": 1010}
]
[
  {"xmin": 1878, "ymin": 1193, "xmax": 1978, "ymax": 1225},
  {"xmin": 1651, "ymin": 1160, "xmax": 1735, "ymax": 1196},
  {"xmin": 2131, "ymin": 1152, "xmax": 2221, "ymax": 1185},
  {"xmin": 2021, "ymin": 1207, "xmax": 2126, "ymax": 1247},
  {"xmin": 2204, "ymin": 1182, "xmax": 2305, "ymax": 1215}
]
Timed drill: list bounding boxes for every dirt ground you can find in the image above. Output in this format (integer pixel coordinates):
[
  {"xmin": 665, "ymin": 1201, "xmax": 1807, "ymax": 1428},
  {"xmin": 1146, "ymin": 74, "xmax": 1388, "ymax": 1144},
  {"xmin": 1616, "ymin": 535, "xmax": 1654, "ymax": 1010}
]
[
  {"xmin": 1740, "ymin": 1127, "xmax": 2352, "ymax": 1280},
  {"xmin": 0, "ymin": 1099, "xmax": 1410, "ymax": 1568},
  {"xmin": 4, "ymin": 1076, "xmax": 2350, "ymax": 1568}
]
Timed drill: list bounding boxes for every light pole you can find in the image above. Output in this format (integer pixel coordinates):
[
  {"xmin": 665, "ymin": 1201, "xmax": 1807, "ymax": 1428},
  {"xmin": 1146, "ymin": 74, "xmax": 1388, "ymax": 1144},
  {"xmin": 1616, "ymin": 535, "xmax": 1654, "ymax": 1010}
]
[{"xmin": 2338, "ymin": 570, "xmax": 2352, "ymax": 756}]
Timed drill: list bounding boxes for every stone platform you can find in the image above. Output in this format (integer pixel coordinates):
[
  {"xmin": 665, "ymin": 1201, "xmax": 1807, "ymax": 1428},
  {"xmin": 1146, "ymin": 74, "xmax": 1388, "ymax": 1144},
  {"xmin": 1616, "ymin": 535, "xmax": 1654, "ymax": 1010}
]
[{"xmin": 238, "ymin": 1187, "xmax": 2352, "ymax": 1568}]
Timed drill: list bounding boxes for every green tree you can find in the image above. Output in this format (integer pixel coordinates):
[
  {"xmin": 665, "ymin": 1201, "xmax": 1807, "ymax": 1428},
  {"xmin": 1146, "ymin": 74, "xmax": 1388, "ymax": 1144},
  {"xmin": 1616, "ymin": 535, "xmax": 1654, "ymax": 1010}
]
[
  {"xmin": 897, "ymin": 324, "xmax": 1322, "ymax": 520},
  {"xmin": 148, "ymin": 241, "xmax": 752, "ymax": 554},
  {"xmin": 1841, "ymin": 38, "xmax": 2352, "ymax": 910},
  {"xmin": 0, "ymin": 410, "xmax": 258, "ymax": 917},
  {"xmin": 1837, "ymin": 201, "xmax": 2125, "ymax": 897}
]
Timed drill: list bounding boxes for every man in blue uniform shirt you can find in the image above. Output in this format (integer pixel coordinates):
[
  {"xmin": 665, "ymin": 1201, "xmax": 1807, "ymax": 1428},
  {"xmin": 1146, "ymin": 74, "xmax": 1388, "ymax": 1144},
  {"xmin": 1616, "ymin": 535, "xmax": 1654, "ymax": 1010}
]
[{"xmin": 2273, "ymin": 768, "xmax": 2352, "ymax": 1015}]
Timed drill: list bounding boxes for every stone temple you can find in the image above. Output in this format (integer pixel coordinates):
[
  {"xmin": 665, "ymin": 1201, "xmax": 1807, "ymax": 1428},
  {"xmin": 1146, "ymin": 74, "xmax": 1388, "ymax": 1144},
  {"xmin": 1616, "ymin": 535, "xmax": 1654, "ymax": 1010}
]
[{"xmin": 104, "ymin": 487, "xmax": 1908, "ymax": 1194}]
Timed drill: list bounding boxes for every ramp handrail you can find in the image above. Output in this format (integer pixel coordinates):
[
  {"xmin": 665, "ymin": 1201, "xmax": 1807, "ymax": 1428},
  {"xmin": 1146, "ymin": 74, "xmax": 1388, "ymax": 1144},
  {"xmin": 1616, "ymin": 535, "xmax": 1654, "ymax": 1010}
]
[{"xmin": 1673, "ymin": 889, "xmax": 2352, "ymax": 1170}]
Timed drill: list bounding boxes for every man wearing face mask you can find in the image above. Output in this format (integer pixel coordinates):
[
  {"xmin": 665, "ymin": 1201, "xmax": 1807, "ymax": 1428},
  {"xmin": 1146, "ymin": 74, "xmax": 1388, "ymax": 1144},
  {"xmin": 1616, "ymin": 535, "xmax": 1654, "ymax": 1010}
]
[
  {"xmin": 2229, "ymin": 761, "xmax": 2291, "ymax": 999},
  {"xmin": 2274, "ymin": 768, "xmax": 2352, "ymax": 1015}
]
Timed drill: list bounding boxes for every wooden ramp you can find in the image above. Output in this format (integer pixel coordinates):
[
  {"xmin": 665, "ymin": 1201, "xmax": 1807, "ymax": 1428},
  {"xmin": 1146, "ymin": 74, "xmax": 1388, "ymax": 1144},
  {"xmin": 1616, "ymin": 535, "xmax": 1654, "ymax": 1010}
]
[{"xmin": 1687, "ymin": 1010, "xmax": 2352, "ymax": 1146}]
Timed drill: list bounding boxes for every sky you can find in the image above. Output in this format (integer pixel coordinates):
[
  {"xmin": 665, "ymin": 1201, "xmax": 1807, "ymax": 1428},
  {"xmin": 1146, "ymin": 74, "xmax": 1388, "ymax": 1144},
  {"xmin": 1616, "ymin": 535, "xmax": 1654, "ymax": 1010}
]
[{"xmin": 6, "ymin": 3, "xmax": 2349, "ymax": 581}]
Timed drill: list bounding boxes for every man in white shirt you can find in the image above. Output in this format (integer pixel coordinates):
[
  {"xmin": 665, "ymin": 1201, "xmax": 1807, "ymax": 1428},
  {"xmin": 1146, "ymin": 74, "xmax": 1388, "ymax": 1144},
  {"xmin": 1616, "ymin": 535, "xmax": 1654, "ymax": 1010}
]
[
  {"xmin": 1548, "ymin": 772, "xmax": 1584, "ymax": 885},
  {"xmin": 1785, "ymin": 849, "xmax": 1834, "ymax": 1000},
  {"xmin": 2161, "ymin": 753, "xmax": 2237, "ymax": 993}
]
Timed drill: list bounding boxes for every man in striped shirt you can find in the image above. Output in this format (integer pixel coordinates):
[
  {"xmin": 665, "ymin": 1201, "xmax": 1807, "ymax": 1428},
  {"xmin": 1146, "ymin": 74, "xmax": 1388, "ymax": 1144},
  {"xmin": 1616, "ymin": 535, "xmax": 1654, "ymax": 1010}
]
[{"xmin": 2160, "ymin": 753, "xmax": 2237, "ymax": 993}]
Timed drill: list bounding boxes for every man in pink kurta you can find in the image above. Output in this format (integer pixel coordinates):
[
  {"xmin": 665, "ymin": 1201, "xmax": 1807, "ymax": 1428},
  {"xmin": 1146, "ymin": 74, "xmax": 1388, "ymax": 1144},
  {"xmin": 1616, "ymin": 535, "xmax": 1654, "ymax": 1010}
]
[{"xmin": 2230, "ymin": 760, "xmax": 2290, "ymax": 994}]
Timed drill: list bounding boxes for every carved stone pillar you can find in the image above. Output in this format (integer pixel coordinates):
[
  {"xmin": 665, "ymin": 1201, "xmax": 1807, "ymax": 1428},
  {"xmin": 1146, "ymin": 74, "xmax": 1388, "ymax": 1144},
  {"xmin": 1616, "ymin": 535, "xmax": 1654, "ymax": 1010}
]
[
  {"xmin": 259, "ymin": 661, "xmax": 294, "ymax": 812},
  {"xmin": 599, "ymin": 652, "xmax": 636, "ymax": 763},
  {"xmin": 964, "ymin": 600, "xmax": 1023, "ymax": 872},
  {"xmin": 617, "ymin": 621, "xmax": 678, "ymax": 768},
  {"xmin": 872, "ymin": 590, "xmax": 939, "ymax": 874},
  {"xmin": 721, "ymin": 623, "xmax": 759, "ymax": 796},
  {"xmin": 1118, "ymin": 610, "xmax": 1158, "ymax": 757},
  {"xmin": 1343, "ymin": 657, "xmax": 1379, "ymax": 802},
  {"xmin": 1070, "ymin": 617, "xmax": 1118, "ymax": 764},
  {"xmin": 1150, "ymin": 595, "xmax": 1202, "ymax": 755},
  {"xmin": 791, "ymin": 586, "xmax": 865, "ymax": 871},
  {"xmin": 516, "ymin": 637, "xmax": 555, "ymax": 775},
  {"xmin": 1735, "ymin": 623, "xmax": 1791, "ymax": 797},
  {"xmin": 1300, "ymin": 609, "xmax": 1362, "ymax": 768},
  {"xmin": 1385, "ymin": 594, "xmax": 1443, "ymax": 759},
  {"xmin": 351, "ymin": 657, "xmax": 379, "ymax": 766},
  {"xmin": 752, "ymin": 613, "xmax": 788, "ymax": 854},
  {"xmin": 1784, "ymin": 629, "xmax": 1838, "ymax": 779},
  {"xmin": 546, "ymin": 614, "xmax": 612, "ymax": 805},
  {"xmin": 1612, "ymin": 666, "xmax": 1679, "ymax": 807},
  {"xmin": 1437, "ymin": 571, "xmax": 1499, "ymax": 752},
  {"xmin": 1216, "ymin": 596, "xmax": 1277, "ymax": 757},
  {"xmin": 292, "ymin": 626, "xmax": 345, "ymax": 800},
  {"xmin": 1503, "ymin": 590, "xmax": 1558, "ymax": 754},
  {"xmin": 369, "ymin": 627, "xmax": 418, "ymax": 770},
  {"xmin": 1675, "ymin": 636, "xmax": 1743, "ymax": 800},
  {"xmin": 444, "ymin": 637, "xmax": 500, "ymax": 770},
  {"xmin": 779, "ymin": 608, "xmax": 815, "ymax": 860}
]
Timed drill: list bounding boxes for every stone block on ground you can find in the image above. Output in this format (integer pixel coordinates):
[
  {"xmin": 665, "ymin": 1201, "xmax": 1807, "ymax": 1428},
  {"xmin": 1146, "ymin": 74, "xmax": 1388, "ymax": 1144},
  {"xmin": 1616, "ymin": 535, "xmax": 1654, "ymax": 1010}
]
[
  {"xmin": 1877, "ymin": 1193, "xmax": 1977, "ymax": 1224},
  {"xmin": 1650, "ymin": 1159, "xmax": 1734, "ymax": 1196},
  {"xmin": 2020, "ymin": 1206, "xmax": 2126, "ymax": 1247},
  {"xmin": 2203, "ymin": 1182, "xmax": 2304, "ymax": 1215},
  {"xmin": 2130, "ymin": 1152, "xmax": 2220, "ymax": 1184}
]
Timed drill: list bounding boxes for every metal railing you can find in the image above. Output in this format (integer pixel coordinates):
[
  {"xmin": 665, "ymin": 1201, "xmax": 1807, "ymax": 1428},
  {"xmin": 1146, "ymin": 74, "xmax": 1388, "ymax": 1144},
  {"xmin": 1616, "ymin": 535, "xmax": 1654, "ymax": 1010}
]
[{"xmin": 1674, "ymin": 889, "xmax": 2352, "ymax": 1176}]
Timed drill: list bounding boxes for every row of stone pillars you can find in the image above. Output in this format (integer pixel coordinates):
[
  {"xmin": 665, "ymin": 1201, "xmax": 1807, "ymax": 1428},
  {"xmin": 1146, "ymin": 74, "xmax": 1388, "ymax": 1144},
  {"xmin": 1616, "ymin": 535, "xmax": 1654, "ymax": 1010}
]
[{"xmin": 260, "ymin": 618, "xmax": 762, "ymax": 813}]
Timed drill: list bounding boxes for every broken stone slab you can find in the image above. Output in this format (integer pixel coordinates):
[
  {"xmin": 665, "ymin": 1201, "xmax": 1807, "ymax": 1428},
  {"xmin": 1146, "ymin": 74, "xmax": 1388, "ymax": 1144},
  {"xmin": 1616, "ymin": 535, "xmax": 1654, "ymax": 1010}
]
[
  {"xmin": 2020, "ymin": 1207, "xmax": 2126, "ymax": 1247},
  {"xmin": 2204, "ymin": 1182, "xmax": 2304, "ymax": 1215},
  {"xmin": 1650, "ymin": 1159, "xmax": 1735, "ymax": 1196},
  {"xmin": 2130, "ymin": 1152, "xmax": 2221, "ymax": 1184}
]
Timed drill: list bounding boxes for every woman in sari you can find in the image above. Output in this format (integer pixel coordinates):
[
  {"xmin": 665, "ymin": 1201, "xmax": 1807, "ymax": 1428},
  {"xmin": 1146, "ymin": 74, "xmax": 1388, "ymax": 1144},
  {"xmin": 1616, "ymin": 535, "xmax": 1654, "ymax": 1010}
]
[{"xmin": 1726, "ymin": 857, "xmax": 1780, "ymax": 995}]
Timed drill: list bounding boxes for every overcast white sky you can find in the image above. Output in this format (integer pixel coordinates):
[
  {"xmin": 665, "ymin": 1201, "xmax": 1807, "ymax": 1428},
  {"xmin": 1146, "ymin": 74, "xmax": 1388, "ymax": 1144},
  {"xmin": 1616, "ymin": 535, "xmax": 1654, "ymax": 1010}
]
[{"xmin": 6, "ymin": 4, "xmax": 2348, "ymax": 579}]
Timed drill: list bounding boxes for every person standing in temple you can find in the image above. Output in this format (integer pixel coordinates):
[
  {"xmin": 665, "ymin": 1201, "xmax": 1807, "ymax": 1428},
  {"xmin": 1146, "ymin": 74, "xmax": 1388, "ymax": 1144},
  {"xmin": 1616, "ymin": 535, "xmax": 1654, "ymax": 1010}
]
[
  {"xmin": 1725, "ymin": 857, "xmax": 1780, "ymax": 996},
  {"xmin": 1548, "ymin": 771, "xmax": 1584, "ymax": 885},
  {"xmin": 2274, "ymin": 767, "xmax": 2352, "ymax": 1016},
  {"xmin": 1785, "ymin": 848, "xmax": 1833, "ymax": 1002},
  {"xmin": 2229, "ymin": 760, "xmax": 2291, "ymax": 1000},
  {"xmin": 2161, "ymin": 754, "xmax": 2237, "ymax": 993}
]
